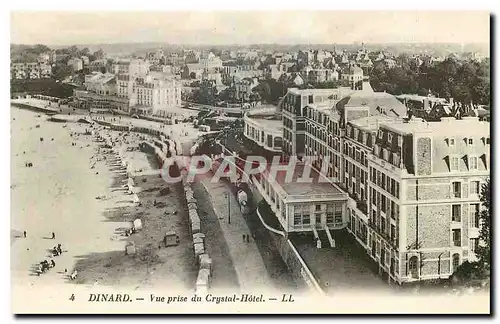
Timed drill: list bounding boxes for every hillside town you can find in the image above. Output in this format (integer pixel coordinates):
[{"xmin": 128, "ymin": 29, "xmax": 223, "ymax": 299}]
[{"xmin": 11, "ymin": 34, "xmax": 491, "ymax": 313}]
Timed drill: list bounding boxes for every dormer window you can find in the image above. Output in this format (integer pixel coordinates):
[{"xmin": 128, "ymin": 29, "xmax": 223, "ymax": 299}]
[
  {"xmin": 486, "ymin": 137, "xmax": 490, "ymax": 145},
  {"xmin": 449, "ymin": 138, "xmax": 455, "ymax": 147},
  {"xmin": 468, "ymin": 138, "xmax": 474, "ymax": 146},
  {"xmin": 469, "ymin": 156, "xmax": 478, "ymax": 171},
  {"xmin": 450, "ymin": 156, "xmax": 459, "ymax": 172},
  {"xmin": 388, "ymin": 133, "xmax": 393, "ymax": 144},
  {"xmin": 378, "ymin": 131, "xmax": 383, "ymax": 140}
]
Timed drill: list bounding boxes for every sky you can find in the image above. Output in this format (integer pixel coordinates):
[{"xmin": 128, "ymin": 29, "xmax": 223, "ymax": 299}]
[{"xmin": 10, "ymin": 11, "xmax": 490, "ymax": 46}]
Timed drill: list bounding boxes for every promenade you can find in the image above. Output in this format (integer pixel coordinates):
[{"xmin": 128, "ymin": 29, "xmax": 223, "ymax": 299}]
[{"xmin": 196, "ymin": 173, "xmax": 275, "ymax": 293}]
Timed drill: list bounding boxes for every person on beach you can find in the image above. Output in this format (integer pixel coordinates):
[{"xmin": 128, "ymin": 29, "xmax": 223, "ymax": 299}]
[
  {"xmin": 23, "ymin": 231, "xmax": 26, "ymax": 238},
  {"xmin": 51, "ymin": 232, "xmax": 55, "ymax": 239},
  {"xmin": 242, "ymin": 234, "xmax": 246, "ymax": 242},
  {"xmin": 246, "ymin": 235, "xmax": 250, "ymax": 243}
]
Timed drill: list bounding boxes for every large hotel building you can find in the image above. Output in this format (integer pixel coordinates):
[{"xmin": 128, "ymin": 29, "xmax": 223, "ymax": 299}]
[{"xmin": 246, "ymin": 83, "xmax": 490, "ymax": 284}]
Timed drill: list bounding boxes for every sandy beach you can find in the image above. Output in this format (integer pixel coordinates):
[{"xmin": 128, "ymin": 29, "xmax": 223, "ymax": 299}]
[{"xmin": 11, "ymin": 106, "xmax": 200, "ymax": 311}]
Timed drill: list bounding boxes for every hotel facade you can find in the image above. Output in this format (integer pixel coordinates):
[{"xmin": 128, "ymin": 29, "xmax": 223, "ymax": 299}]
[{"xmin": 255, "ymin": 85, "xmax": 490, "ymax": 284}]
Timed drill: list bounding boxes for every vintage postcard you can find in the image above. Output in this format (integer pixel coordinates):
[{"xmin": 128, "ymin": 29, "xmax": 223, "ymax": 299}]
[{"xmin": 10, "ymin": 11, "xmax": 491, "ymax": 314}]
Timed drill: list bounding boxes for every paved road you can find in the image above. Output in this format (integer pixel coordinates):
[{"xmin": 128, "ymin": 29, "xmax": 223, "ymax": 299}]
[{"xmin": 196, "ymin": 173, "xmax": 275, "ymax": 293}]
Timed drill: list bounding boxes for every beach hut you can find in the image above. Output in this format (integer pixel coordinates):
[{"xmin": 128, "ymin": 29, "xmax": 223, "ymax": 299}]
[
  {"xmin": 127, "ymin": 178, "xmax": 135, "ymax": 193},
  {"xmin": 196, "ymin": 269, "xmax": 211, "ymax": 291},
  {"xmin": 133, "ymin": 218, "xmax": 143, "ymax": 231},
  {"xmin": 187, "ymin": 197, "xmax": 197, "ymax": 205},
  {"xmin": 193, "ymin": 242, "xmax": 205, "ymax": 259},
  {"xmin": 191, "ymin": 220, "xmax": 201, "ymax": 235},
  {"xmin": 193, "ymin": 236, "xmax": 204, "ymax": 246},
  {"xmin": 199, "ymin": 254, "xmax": 213, "ymax": 275},
  {"xmin": 125, "ymin": 242, "xmax": 136, "ymax": 255},
  {"xmin": 193, "ymin": 232, "xmax": 206, "ymax": 242},
  {"xmin": 133, "ymin": 194, "xmax": 140, "ymax": 206},
  {"xmin": 164, "ymin": 231, "xmax": 180, "ymax": 247},
  {"xmin": 187, "ymin": 202, "xmax": 198, "ymax": 211},
  {"xmin": 189, "ymin": 209, "xmax": 199, "ymax": 221}
]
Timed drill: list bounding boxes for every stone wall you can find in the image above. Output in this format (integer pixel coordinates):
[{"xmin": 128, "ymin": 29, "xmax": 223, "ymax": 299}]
[
  {"xmin": 416, "ymin": 137, "xmax": 432, "ymax": 176},
  {"xmin": 250, "ymin": 182, "xmax": 325, "ymax": 295}
]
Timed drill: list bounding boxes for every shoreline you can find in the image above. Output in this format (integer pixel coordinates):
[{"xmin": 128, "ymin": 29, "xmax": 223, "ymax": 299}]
[{"xmin": 11, "ymin": 105, "xmax": 199, "ymax": 295}]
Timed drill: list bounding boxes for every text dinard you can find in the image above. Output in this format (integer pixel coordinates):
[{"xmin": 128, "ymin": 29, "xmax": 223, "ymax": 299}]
[{"xmin": 88, "ymin": 293, "xmax": 294, "ymax": 304}]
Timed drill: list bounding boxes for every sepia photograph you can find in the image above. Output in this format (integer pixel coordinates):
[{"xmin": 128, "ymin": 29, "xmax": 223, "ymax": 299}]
[{"xmin": 9, "ymin": 9, "xmax": 491, "ymax": 315}]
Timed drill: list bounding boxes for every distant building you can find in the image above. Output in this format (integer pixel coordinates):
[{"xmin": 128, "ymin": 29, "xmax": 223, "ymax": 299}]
[
  {"xmin": 81, "ymin": 56, "xmax": 90, "ymax": 66},
  {"xmin": 67, "ymin": 57, "xmax": 83, "ymax": 72},
  {"xmin": 10, "ymin": 62, "xmax": 52, "ymax": 80},
  {"xmin": 84, "ymin": 72, "xmax": 117, "ymax": 96},
  {"xmin": 113, "ymin": 59, "xmax": 150, "ymax": 77},
  {"xmin": 117, "ymin": 74, "xmax": 133, "ymax": 99},
  {"xmin": 129, "ymin": 74, "xmax": 182, "ymax": 117},
  {"xmin": 341, "ymin": 65, "xmax": 364, "ymax": 84},
  {"xmin": 88, "ymin": 59, "xmax": 107, "ymax": 73},
  {"xmin": 234, "ymin": 77, "xmax": 260, "ymax": 101},
  {"xmin": 243, "ymin": 106, "xmax": 283, "ymax": 153}
]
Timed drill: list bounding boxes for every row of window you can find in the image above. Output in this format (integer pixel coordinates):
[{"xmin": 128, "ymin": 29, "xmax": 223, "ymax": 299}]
[
  {"xmin": 371, "ymin": 189, "xmax": 400, "ymax": 220},
  {"xmin": 452, "ymin": 180, "xmax": 481, "ymax": 198},
  {"xmin": 293, "ymin": 204, "xmax": 343, "ymax": 226},
  {"xmin": 451, "ymin": 203, "xmax": 480, "ymax": 227},
  {"xmin": 345, "ymin": 143, "xmax": 368, "ymax": 167},
  {"xmin": 449, "ymin": 155, "xmax": 481, "ymax": 171},
  {"xmin": 370, "ymin": 167, "xmax": 400, "ymax": 199},
  {"xmin": 447, "ymin": 137, "xmax": 490, "ymax": 147},
  {"xmin": 377, "ymin": 129, "xmax": 403, "ymax": 147}
]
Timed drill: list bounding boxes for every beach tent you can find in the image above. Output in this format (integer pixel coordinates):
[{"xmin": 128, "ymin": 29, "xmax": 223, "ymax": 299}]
[{"xmin": 133, "ymin": 194, "xmax": 140, "ymax": 205}]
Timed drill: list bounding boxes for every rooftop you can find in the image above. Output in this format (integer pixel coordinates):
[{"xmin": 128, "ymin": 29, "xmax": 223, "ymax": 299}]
[
  {"xmin": 288, "ymin": 88, "xmax": 339, "ymax": 96},
  {"xmin": 246, "ymin": 105, "xmax": 283, "ymax": 131},
  {"xmin": 382, "ymin": 117, "xmax": 490, "ymax": 136},
  {"xmin": 264, "ymin": 163, "xmax": 346, "ymax": 199},
  {"xmin": 336, "ymin": 91, "xmax": 408, "ymax": 118},
  {"xmin": 349, "ymin": 115, "xmax": 401, "ymax": 132},
  {"xmin": 86, "ymin": 72, "xmax": 116, "ymax": 85},
  {"xmin": 395, "ymin": 94, "xmax": 448, "ymax": 104}
]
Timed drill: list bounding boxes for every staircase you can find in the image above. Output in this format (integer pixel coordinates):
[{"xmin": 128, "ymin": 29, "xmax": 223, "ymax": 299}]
[{"xmin": 323, "ymin": 225, "xmax": 336, "ymax": 248}]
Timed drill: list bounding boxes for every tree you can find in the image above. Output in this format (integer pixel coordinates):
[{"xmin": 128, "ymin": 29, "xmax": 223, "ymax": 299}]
[{"xmin": 476, "ymin": 178, "xmax": 491, "ymax": 271}]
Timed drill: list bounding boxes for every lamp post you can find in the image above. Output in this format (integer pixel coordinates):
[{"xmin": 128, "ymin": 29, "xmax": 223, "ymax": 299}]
[{"xmin": 225, "ymin": 192, "xmax": 231, "ymax": 224}]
